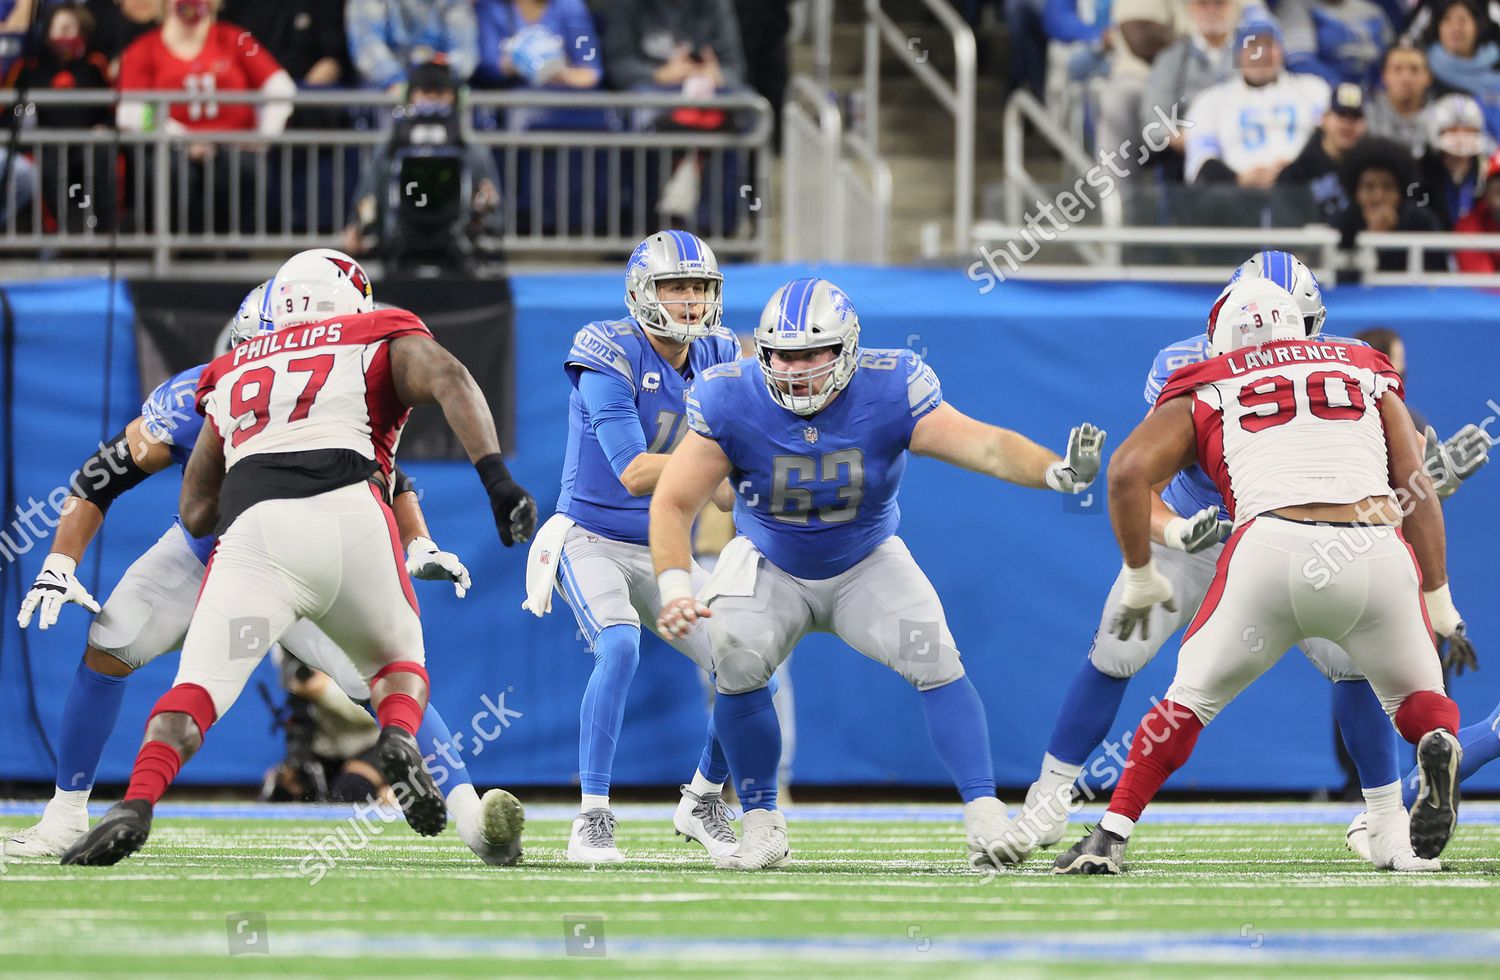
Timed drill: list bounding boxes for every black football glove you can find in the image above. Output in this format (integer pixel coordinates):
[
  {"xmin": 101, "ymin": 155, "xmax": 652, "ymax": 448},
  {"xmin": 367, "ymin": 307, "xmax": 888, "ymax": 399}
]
[
  {"xmin": 476, "ymin": 453, "xmax": 536, "ymax": 547},
  {"xmin": 1440, "ymin": 622, "xmax": 1479, "ymax": 677}
]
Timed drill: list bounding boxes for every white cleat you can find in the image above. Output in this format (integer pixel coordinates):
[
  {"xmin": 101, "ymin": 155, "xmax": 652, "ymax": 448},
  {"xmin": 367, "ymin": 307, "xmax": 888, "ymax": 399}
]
[
  {"xmin": 469, "ymin": 788, "xmax": 525, "ymax": 867},
  {"xmin": 1345, "ymin": 811, "xmax": 1372, "ymax": 862},
  {"xmin": 6, "ymin": 804, "xmax": 90, "ymax": 858},
  {"xmin": 567, "ymin": 808, "xmax": 623, "ymax": 864},
  {"xmin": 674, "ymin": 785, "xmax": 738, "ymax": 861},
  {"xmin": 714, "ymin": 808, "xmax": 790, "ymax": 870},
  {"xmin": 965, "ymin": 796, "xmax": 1032, "ymax": 868},
  {"xmin": 1018, "ymin": 779, "xmax": 1073, "ymax": 849},
  {"xmin": 1367, "ymin": 806, "xmax": 1441, "ymax": 872}
]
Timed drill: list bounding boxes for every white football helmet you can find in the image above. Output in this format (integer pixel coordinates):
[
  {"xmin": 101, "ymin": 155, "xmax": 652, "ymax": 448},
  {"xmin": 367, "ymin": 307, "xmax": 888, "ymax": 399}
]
[
  {"xmin": 1224, "ymin": 250, "xmax": 1326, "ymax": 337},
  {"xmin": 753, "ymin": 278, "xmax": 860, "ymax": 416},
  {"xmin": 267, "ymin": 248, "xmax": 374, "ymax": 331},
  {"xmin": 1208, "ymin": 279, "xmax": 1304, "ymax": 358},
  {"xmin": 227, "ymin": 280, "xmax": 275, "ymax": 347},
  {"xmin": 624, "ymin": 231, "xmax": 723, "ymax": 342}
]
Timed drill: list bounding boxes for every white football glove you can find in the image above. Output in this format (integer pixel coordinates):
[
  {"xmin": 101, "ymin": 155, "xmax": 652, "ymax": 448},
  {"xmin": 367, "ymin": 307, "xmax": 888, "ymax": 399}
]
[
  {"xmin": 1424, "ymin": 424, "xmax": 1492, "ymax": 499},
  {"xmin": 1163, "ymin": 505, "xmax": 1233, "ymax": 555},
  {"xmin": 17, "ymin": 554, "xmax": 101, "ymax": 630},
  {"xmin": 405, "ymin": 536, "xmax": 472, "ymax": 598},
  {"xmin": 1045, "ymin": 423, "xmax": 1106, "ymax": 493},
  {"xmin": 1110, "ymin": 560, "xmax": 1176, "ymax": 641},
  {"xmin": 1422, "ymin": 582, "xmax": 1478, "ymax": 675}
]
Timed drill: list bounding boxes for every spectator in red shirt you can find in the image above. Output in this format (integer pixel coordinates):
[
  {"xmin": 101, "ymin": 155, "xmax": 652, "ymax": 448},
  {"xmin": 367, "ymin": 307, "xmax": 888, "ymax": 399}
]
[
  {"xmin": 116, "ymin": 0, "xmax": 295, "ymax": 233},
  {"xmin": 1454, "ymin": 151, "xmax": 1500, "ymax": 270}
]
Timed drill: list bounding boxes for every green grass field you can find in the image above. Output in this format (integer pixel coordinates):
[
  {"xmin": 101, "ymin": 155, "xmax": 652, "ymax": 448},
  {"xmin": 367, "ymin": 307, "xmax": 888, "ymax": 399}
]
[{"xmin": 3, "ymin": 801, "xmax": 1499, "ymax": 977}]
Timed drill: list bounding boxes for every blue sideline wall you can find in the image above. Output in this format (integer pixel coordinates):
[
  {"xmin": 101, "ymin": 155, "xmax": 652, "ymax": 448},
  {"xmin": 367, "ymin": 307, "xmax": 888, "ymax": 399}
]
[{"xmin": 2, "ymin": 269, "xmax": 1498, "ymax": 794}]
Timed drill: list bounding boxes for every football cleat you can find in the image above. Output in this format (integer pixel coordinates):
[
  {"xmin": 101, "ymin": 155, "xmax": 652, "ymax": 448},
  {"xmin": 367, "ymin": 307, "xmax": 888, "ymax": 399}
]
[
  {"xmin": 1345, "ymin": 811, "xmax": 1372, "ymax": 863},
  {"xmin": 471, "ymin": 788, "xmax": 525, "ymax": 867},
  {"xmin": 1053, "ymin": 825, "xmax": 1128, "ymax": 875},
  {"xmin": 1409, "ymin": 729, "xmax": 1461, "ymax": 860},
  {"xmin": 1018, "ymin": 780, "xmax": 1073, "ymax": 849},
  {"xmin": 714, "ymin": 808, "xmax": 790, "ymax": 871},
  {"xmin": 374, "ymin": 726, "xmax": 448, "ymax": 837},
  {"xmin": 674, "ymin": 785, "xmax": 739, "ymax": 861},
  {"xmin": 1366, "ymin": 807, "xmax": 1441, "ymax": 872},
  {"xmin": 567, "ymin": 808, "xmax": 623, "ymax": 864},
  {"xmin": 6, "ymin": 803, "xmax": 90, "ymax": 858},
  {"xmin": 59, "ymin": 800, "xmax": 153, "ymax": 866},
  {"xmin": 965, "ymin": 796, "xmax": 1032, "ymax": 868}
]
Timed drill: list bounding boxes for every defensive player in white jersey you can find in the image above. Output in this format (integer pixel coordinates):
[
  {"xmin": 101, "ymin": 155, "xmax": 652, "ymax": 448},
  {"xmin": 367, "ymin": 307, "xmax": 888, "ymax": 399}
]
[
  {"xmin": 1184, "ymin": 18, "xmax": 1331, "ymax": 185},
  {"xmin": 60, "ymin": 249, "xmax": 536, "ymax": 865},
  {"xmin": 650, "ymin": 278, "xmax": 1105, "ymax": 871},
  {"xmin": 1055, "ymin": 279, "xmax": 1467, "ymax": 874},
  {"xmin": 8, "ymin": 283, "xmax": 509, "ymax": 863},
  {"xmin": 1019, "ymin": 251, "xmax": 1485, "ymax": 873}
]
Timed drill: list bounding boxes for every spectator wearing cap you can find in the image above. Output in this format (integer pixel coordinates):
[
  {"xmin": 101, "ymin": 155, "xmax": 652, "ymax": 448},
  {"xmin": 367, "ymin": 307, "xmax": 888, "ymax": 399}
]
[
  {"xmin": 1416, "ymin": 91, "xmax": 1493, "ymax": 225},
  {"xmin": 1453, "ymin": 150, "xmax": 1500, "ymax": 270},
  {"xmin": 1366, "ymin": 44, "xmax": 1435, "ymax": 150},
  {"xmin": 1184, "ymin": 16, "xmax": 1332, "ymax": 186},
  {"xmin": 1279, "ymin": 0, "xmax": 1393, "ymax": 87},
  {"xmin": 1279, "ymin": 81, "xmax": 1369, "ymax": 220},
  {"xmin": 346, "ymin": 0, "xmax": 479, "ymax": 92},
  {"xmin": 1335, "ymin": 135, "xmax": 1447, "ymax": 271},
  {"xmin": 1141, "ymin": 0, "xmax": 1240, "ymax": 169}
]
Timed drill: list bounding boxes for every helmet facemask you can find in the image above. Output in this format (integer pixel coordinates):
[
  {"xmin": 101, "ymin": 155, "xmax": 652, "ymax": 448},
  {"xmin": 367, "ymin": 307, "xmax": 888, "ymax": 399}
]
[
  {"xmin": 756, "ymin": 340, "xmax": 858, "ymax": 416},
  {"xmin": 628, "ymin": 272, "xmax": 723, "ymax": 343}
]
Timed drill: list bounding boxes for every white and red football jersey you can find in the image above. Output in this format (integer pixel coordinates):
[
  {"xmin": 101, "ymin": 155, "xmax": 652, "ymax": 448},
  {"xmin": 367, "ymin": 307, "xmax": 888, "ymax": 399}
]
[
  {"xmin": 1156, "ymin": 339, "xmax": 1403, "ymax": 526},
  {"xmin": 196, "ymin": 308, "xmax": 431, "ymax": 480}
]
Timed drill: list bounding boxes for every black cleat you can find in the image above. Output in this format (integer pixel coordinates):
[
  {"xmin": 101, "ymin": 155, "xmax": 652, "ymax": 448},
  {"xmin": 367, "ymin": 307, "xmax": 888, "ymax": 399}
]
[
  {"xmin": 376, "ymin": 726, "xmax": 448, "ymax": 837},
  {"xmin": 1409, "ymin": 729, "xmax": 1461, "ymax": 860},
  {"xmin": 59, "ymin": 800, "xmax": 153, "ymax": 867},
  {"xmin": 1052, "ymin": 825, "xmax": 1127, "ymax": 875}
]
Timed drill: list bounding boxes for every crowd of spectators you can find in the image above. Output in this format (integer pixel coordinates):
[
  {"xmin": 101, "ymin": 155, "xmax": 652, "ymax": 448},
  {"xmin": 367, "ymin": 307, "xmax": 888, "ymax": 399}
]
[
  {"xmin": 0, "ymin": 0, "xmax": 782, "ymax": 242},
  {"xmin": 1016, "ymin": 0, "xmax": 1500, "ymax": 272}
]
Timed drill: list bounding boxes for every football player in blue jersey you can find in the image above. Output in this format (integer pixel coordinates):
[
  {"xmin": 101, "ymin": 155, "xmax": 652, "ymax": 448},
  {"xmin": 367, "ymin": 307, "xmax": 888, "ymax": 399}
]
[
  {"xmin": 523, "ymin": 230, "xmax": 746, "ymax": 864},
  {"xmin": 11, "ymin": 280, "xmax": 524, "ymax": 866},
  {"xmin": 1017, "ymin": 251, "xmax": 1487, "ymax": 873},
  {"xmin": 647, "ymin": 277, "xmax": 1105, "ymax": 871}
]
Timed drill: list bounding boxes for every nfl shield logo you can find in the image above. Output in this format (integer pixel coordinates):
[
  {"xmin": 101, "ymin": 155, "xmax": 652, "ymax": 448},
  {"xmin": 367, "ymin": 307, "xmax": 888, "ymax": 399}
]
[{"xmin": 803, "ymin": 426, "xmax": 819, "ymax": 444}]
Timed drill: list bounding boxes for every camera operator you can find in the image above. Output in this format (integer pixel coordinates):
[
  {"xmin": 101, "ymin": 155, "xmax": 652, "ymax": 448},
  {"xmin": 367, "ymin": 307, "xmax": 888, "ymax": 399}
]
[
  {"xmin": 341, "ymin": 60, "xmax": 503, "ymax": 274},
  {"xmin": 259, "ymin": 650, "xmax": 390, "ymax": 805}
]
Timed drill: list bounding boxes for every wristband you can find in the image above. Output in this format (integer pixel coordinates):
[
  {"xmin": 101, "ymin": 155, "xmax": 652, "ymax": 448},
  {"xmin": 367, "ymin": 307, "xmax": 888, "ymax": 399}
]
[
  {"xmin": 1423, "ymin": 582, "xmax": 1459, "ymax": 629},
  {"xmin": 1162, "ymin": 516, "xmax": 1189, "ymax": 551},
  {"xmin": 406, "ymin": 535, "xmax": 437, "ymax": 558},
  {"xmin": 657, "ymin": 568, "xmax": 693, "ymax": 605},
  {"xmin": 1122, "ymin": 561, "xmax": 1159, "ymax": 590},
  {"xmin": 475, "ymin": 452, "xmax": 514, "ymax": 493}
]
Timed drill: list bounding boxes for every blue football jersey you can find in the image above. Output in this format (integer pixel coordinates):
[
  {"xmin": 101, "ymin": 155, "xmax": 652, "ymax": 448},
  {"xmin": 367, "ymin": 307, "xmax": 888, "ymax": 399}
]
[
  {"xmin": 557, "ymin": 317, "xmax": 742, "ymax": 545},
  {"xmin": 686, "ymin": 348, "xmax": 943, "ymax": 580},
  {"xmin": 141, "ymin": 364, "xmax": 216, "ymax": 564},
  {"xmin": 1148, "ymin": 331, "xmax": 1366, "ymax": 523}
]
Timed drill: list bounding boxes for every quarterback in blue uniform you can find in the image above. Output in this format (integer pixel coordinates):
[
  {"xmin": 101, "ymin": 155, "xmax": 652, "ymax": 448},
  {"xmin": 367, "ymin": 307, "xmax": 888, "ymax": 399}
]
[
  {"xmin": 648, "ymin": 277, "xmax": 1105, "ymax": 870},
  {"xmin": 1020, "ymin": 251, "xmax": 1487, "ymax": 873},
  {"xmin": 522, "ymin": 231, "xmax": 744, "ymax": 863},
  {"xmin": 12, "ymin": 280, "xmax": 519, "ymax": 865}
]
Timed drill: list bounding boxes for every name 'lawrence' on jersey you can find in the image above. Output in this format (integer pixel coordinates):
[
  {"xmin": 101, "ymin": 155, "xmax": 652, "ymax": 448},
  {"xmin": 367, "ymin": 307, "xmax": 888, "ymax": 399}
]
[
  {"xmin": 1156, "ymin": 338, "xmax": 1402, "ymax": 527},
  {"xmin": 686, "ymin": 348, "xmax": 942, "ymax": 580},
  {"xmin": 557, "ymin": 317, "xmax": 741, "ymax": 545}
]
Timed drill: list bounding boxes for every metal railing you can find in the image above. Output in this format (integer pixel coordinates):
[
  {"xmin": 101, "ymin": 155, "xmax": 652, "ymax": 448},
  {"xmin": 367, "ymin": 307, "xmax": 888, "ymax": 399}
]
[
  {"xmin": 1354, "ymin": 231, "xmax": 1500, "ymax": 287},
  {"xmin": 0, "ymin": 87, "xmax": 774, "ymax": 275},
  {"xmin": 863, "ymin": 0, "xmax": 976, "ymax": 251},
  {"xmin": 782, "ymin": 75, "xmax": 892, "ymax": 263}
]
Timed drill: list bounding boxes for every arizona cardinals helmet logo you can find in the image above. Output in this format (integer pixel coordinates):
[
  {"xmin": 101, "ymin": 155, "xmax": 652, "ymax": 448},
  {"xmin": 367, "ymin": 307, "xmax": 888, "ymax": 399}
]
[{"xmin": 328, "ymin": 256, "xmax": 372, "ymax": 300}]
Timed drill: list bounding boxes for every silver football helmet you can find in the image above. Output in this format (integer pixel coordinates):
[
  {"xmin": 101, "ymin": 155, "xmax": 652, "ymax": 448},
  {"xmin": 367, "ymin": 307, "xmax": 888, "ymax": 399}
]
[
  {"xmin": 215, "ymin": 280, "xmax": 275, "ymax": 354},
  {"xmin": 753, "ymin": 278, "xmax": 861, "ymax": 416},
  {"xmin": 1225, "ymin": 250, "xmax": 1326, "ymax": 337},
  {"xmin": 624, "ymin": 230, "xmax": 723, "ymax": 342},
  {"xmin": 1208, "ymin": 279, "xmax": 1303, "ymax": 358}
]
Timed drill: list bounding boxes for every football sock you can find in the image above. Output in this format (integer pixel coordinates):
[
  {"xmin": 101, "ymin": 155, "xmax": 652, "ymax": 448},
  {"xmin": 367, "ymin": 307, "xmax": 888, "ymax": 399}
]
[
  {"xmin": 1036, "ymin": 752, "xmax": 1084, "ymax": 792},
  {"xmin": 446, "ymin": 783, "xmax": 482, "ymax": 842},
  {"xmin": 124, "ymin": 740, "xmax": 183, "ymax": 804},
  {"xmin": 688, "ymin": 768, "xmax": 722, "ymax": 796},
  {"xmin": 1099, "ymin": 811, "xmax": 1135, "ymax": 839},
  {"xmin": 56, "ymin": 661, "xmax": 129, "ymax": 794},
  {"xmin": 697, "ymin": 711, "xmax": 730, "ymax": 788},
  {"xmin": 919, "ymin": 675, "xmax": 997, "ymax": 803},
  {"xmin": 375, "ymin": 693, "xmax": 423, "ymax": 736},
  {"xmin": 581, "ymin": 793, "xmax": 610, "ymax": 812},
  {"xmin": 714, "ymin": 687, "xmax": 781, "ymax": 811},
  {"xmin": 1393, "ymin": 690, "xmax": 1459, "ymax": 743},
  {"xmin": 579, "ymin": 624, "xmax": 641, "ymax": 798},
  {"xmin": 1107, "ymin": 699, "xmax": 1204, "ymax": 823},
  {"xmin": 1331, "ymin": 679, "xmax": 1400, "ymax": 789},
  {"xmin": 414, "ymin": 702, "xmax": 471, "ymax": 794},
  {"xmin": 1402, "ymin": 698, "xmax": 1500, "ymax": 808},
  {"xmin": 1362, "ymin": 779, "xmax": 1404, "ymax": 816},
  {"xmin": 1045, "ymin": 656, "xmax": 1131, "ymax": 768}
]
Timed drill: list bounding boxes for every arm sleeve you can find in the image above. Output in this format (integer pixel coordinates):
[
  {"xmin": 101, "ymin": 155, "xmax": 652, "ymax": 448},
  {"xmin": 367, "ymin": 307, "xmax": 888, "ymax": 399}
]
[{"xmin": 577, "ymin": 367, "xmax": 648, "ymax": 479}]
